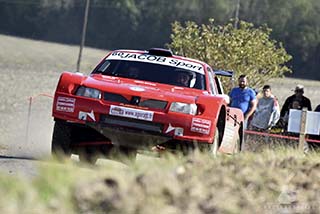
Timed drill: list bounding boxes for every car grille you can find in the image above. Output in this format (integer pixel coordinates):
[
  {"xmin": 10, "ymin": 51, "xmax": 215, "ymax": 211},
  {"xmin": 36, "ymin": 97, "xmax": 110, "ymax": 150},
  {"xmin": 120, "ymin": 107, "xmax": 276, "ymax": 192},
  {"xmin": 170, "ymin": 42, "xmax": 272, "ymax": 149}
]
[
  {"xmin": 104, "ymin": 92, "xmax": 167, "ymax": 109},
  {"xmin": 104, "ymin": 92, "xmax": 129, "ymax": 104},
  {"xmin": 100, "ymin": 114, "xmax": 163, "ymax": 133}
]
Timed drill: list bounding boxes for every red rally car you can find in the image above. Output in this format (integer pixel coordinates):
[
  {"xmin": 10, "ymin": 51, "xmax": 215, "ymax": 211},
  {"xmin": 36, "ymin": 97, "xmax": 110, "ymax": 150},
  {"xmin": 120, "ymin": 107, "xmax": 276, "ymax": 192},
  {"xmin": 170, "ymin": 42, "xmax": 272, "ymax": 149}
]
[{"xmin": 51, "ymin": 48, "xmax": 244, "ymax": 162}]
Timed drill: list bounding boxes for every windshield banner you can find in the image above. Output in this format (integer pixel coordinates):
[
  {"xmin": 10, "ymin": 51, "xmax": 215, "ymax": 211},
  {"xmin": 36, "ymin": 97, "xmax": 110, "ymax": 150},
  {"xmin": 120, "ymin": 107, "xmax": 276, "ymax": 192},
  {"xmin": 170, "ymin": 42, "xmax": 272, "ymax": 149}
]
[{"xmin": 107, "ymin": 51, "xmax": 205, "ymax": 74}]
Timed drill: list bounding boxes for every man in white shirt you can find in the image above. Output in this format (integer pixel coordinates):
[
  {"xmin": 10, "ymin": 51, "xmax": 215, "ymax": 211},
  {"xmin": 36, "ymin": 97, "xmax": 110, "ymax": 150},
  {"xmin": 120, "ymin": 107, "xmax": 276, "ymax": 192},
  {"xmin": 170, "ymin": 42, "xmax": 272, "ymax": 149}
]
[{"xmin": 250, "ymin": 85, "xmax": 280, "ymax": 130}]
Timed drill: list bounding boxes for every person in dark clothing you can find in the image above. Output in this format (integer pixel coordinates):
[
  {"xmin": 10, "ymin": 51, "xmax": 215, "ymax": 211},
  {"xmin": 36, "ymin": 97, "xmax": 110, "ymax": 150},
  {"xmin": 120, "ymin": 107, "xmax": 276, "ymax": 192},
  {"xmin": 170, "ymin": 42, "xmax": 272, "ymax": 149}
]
[
  {"xmin": 176, "ymin": 72, "xmax": 191, "ymax": 87},
  {"xmin": 280, "ymin": 84, "xmax": 312, "ymax": 118},
  {"xmin": 278, "ymin": 99, "xmax": 301, "ymax": 130}
]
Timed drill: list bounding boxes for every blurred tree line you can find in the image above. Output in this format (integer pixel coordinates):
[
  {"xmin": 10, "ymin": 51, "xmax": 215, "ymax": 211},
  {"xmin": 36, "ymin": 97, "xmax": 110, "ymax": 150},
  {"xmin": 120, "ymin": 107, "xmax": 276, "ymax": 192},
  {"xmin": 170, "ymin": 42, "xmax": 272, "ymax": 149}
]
[{"xmin": 0, "ymin": 0, "xmax": 319, "ymax": 79}]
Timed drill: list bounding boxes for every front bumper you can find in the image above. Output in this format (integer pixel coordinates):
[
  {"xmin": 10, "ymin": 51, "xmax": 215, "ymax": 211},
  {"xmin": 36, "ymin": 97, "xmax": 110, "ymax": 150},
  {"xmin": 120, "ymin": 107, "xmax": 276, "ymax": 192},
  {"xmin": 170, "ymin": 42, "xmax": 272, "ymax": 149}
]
[{"xmin": 53, "ymin": 93, "xmax": 215, "ymax": 146}]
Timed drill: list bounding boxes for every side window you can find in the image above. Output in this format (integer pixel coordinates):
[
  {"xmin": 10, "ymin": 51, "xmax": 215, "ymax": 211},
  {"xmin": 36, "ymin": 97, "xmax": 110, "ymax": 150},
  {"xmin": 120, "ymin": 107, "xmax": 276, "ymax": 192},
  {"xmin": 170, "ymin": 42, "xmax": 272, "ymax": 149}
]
[
  {"xmin": 214, "ymin": 76, "xmax": 224, "ymax": 94},
  {"xmin": 207, "ymin": 66, "xmax": 224, "ymax": 94},
  {"xmin": 207, "ymin": 67, "xmax": 218, "ymax": 95}
]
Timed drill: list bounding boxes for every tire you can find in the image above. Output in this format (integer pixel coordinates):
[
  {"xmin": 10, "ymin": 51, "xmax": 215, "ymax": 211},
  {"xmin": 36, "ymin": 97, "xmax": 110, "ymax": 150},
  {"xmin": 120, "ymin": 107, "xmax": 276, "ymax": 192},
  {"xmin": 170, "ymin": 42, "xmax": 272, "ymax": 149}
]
[
  {"xmin": 209, "ymin": 128, "xmax": 219, "ymax": 157},
  {"xmin": 118, "ymin": 146, "xmax": 137, "ymax": 160},
  {"xmin": 51, "ymin": 120, "xmax": 72, "ymax": 159},
  {"xmin": 109, "ymin": 146, "xmax": 137, "ymax": 163},
  {"xmin": 79, "ymin": 148, "xmax": 98, "ymax": 165}
]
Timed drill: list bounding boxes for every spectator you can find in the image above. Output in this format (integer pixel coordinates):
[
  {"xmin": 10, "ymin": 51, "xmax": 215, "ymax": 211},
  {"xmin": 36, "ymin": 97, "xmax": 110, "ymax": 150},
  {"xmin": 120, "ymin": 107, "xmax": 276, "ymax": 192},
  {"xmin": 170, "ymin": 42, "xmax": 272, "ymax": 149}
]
[
  {"xmin": 229, "ymin": 74, "xmax": 257, "ymax": 128},
  {"xmin": 280, "ymin": 84, "xmax": 312, "ymax": 118},
  {"xmin": 250, "ymin": 85, "xmax": 280, "ymax": 130},
  {"xmin": 315, "ymin": 104, "xmax": 320, "ymax": 112},
  {"xmin": 278, "ymin": 99, "xmax": 302, "ymax": 130},
  {"xmin": 279, "ymin": 86, "xmax": 312, "ymax": 153}
]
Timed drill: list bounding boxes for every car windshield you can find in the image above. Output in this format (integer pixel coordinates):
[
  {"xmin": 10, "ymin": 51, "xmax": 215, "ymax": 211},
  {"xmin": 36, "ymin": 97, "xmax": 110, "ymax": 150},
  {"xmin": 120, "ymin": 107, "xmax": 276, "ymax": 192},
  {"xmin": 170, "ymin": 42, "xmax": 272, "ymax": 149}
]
[{"xmin": 92, "ymin": 59, "xmax": 206, "ymax": 90}]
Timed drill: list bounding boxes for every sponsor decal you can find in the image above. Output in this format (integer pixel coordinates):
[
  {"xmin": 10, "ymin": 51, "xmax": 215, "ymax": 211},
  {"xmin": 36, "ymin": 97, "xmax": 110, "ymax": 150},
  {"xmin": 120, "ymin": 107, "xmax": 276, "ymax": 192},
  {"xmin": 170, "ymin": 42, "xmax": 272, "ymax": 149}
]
[
  {"xmin": 109, "ymin": 105, "xmax": 154, "ymax": 121},
  {"xmin": 56, "ymin": 96, "xmax": 75, "ymax": 113},
  {"xmin": 107, "ymin": 51, "xmax": 204, "ymax": 74},
  {"xmin": 78, "ymin": 110, "xmax": 96, "ymax": 121},
  {"xmin": 174, "ymin": 127, "xmax": 184, "ymax": 136},
  {"xmin": 165, "ymin": 123, "xmax": 176, "ymax": 133},
  {"xmin": 79, "ymin": 111, "xmax": 87, "ymax": 120},
  {"xmin": 222, "ymin": 124, "xmax": 236, "ymax": 150},
  {"xmin": 190, "ymin": 118, "xmax": 211, "ymax": 134},
  {"xmin": 165, "ymin": 123, "xmax": 184, "ymax": 136}
]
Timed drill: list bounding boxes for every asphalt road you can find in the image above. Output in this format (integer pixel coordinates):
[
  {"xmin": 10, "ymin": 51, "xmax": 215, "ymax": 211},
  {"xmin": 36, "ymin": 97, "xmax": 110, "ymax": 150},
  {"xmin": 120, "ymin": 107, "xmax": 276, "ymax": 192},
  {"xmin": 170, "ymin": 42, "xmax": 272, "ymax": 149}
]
[
  {"xmin": 0, "ymin": 156, "xmax": 39, "ymax": 178},
  {"xmin": 0, "ymin": 100, "xmax": 54, "ymax": 178}
]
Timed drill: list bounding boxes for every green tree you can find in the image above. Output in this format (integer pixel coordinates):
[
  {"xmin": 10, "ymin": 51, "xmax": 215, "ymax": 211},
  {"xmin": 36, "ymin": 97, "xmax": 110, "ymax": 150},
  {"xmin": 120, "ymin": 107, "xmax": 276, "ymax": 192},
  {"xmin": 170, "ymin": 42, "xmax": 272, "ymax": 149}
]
[{"xmin": 167, "ymin": 19, "xmax": 292, "ymax": 90}]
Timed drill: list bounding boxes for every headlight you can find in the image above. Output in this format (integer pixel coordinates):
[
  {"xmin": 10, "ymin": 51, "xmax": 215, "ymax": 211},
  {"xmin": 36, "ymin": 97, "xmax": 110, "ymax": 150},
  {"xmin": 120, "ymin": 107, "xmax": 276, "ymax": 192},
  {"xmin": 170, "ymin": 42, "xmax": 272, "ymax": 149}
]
[
  {"xmin": 76, "ymin": 86, "xmax": 101, "ymax": 99},
  {"xmin": 169, "ymin": 102, "xmax": 197, "ymax": 115}
]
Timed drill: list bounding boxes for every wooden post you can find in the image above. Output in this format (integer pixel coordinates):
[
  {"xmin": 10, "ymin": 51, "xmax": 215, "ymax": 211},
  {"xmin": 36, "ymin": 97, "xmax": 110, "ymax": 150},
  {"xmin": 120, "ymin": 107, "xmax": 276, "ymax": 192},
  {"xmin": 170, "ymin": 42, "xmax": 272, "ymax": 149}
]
[
  {"xmin": 299, "ymin": 108, "xmax": 307, "ymax": 151},
  {"xmin": 234, "ymin": 0, "xmax": 240, "ymax": 29},
  {"xmin": 26, "ymin": 96, "xmax": 33, "ymax": 144},
  {"xmin": 76, "ymin": 0, "xmax": 91, "ymax": 72}
]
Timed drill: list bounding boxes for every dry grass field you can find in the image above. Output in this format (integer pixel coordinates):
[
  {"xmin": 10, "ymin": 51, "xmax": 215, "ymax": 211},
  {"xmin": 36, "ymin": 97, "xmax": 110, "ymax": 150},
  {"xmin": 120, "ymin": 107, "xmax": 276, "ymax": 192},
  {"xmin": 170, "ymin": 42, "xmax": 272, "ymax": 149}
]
[
  {"xmin": 0, "ymin": 34, "xmax": 320, "ymax": 213},
  {"xmin": 0, "ymin": 149, "xmax": 320, "ymax": 213}
]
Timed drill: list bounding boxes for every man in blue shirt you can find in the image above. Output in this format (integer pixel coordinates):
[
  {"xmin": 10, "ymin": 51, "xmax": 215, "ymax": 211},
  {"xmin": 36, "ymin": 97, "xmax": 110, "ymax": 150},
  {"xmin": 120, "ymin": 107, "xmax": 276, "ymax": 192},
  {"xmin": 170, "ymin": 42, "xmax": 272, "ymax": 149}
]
[{"xmin": 229, "ymin": 74, "xmax": 257, "ymax": 129}]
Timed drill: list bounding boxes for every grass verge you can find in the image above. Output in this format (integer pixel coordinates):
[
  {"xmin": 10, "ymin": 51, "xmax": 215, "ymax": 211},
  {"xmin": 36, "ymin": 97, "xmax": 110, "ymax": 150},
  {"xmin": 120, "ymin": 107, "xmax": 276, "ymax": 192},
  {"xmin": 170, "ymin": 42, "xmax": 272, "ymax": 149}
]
[{"xmin": 0, "ymin": 149, "xmax": 319, "ymax": 213}]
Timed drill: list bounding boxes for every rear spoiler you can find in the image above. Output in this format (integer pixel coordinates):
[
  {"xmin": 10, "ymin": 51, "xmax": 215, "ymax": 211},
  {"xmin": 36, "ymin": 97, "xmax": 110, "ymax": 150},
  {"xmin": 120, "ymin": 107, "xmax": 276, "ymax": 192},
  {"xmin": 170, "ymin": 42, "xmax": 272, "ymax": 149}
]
[{"xmin": 214, "ymin": 70, "xmax": 234, "ymax": 77}]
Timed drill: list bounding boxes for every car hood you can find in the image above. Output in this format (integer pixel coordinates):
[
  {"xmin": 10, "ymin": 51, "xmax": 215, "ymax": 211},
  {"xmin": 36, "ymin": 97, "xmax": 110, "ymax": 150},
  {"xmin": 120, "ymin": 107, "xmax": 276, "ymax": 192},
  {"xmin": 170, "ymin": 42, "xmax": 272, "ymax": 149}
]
[{"xmin": 82, "ymin": 74, "xmax": 205, "ymax": 103}]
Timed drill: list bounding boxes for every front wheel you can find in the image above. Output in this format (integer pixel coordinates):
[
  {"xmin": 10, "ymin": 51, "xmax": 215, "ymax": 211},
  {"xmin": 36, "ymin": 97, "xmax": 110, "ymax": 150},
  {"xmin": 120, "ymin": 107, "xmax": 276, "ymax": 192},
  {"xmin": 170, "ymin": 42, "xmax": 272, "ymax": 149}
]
[
  {"xmin": 79, "ymin": 148, "xmax": 98, "ymax": 164},
  {"xmin": 51, "ymin": 120, "xmax": 72, "ymax": 159},
  {"xmin": 109, "ymin": 146, "xmax": 137, "ymax": 163}
]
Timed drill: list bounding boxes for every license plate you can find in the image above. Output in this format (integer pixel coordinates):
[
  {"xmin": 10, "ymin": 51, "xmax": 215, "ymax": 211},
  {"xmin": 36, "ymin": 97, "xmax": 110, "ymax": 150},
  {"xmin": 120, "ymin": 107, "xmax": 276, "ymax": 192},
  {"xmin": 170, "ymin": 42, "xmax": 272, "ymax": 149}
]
[{"xmin": 109, "ymin": 105, "xmax": 154, "ymax": 121}]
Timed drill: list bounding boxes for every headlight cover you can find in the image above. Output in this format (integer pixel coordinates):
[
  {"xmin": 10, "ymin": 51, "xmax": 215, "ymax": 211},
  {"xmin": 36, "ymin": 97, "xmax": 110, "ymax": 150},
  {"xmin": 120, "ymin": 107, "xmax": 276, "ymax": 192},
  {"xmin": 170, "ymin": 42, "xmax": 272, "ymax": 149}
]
[
  {"xmin": 169, "ymin": 102, "xmax": 197, "ymax": 115},
  {"xmin": 76, "ymin": 86, "xmax": 101, "ymax": 99}
]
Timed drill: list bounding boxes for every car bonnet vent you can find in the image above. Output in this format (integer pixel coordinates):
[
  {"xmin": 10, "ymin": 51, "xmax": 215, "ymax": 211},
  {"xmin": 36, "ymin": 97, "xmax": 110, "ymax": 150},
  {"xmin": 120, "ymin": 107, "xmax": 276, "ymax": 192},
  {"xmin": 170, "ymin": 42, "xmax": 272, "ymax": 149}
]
[{"xmin": 147, "ymin": 48, "xmax": 173, "ymax": 57}]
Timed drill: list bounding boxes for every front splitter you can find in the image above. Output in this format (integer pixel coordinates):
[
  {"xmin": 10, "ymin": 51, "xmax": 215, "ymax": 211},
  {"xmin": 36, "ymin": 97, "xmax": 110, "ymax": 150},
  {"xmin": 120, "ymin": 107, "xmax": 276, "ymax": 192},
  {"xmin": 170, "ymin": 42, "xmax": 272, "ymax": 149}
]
[{"xmin": 87, "ymin": 122, "xmax": 172, "ymax": 149}]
